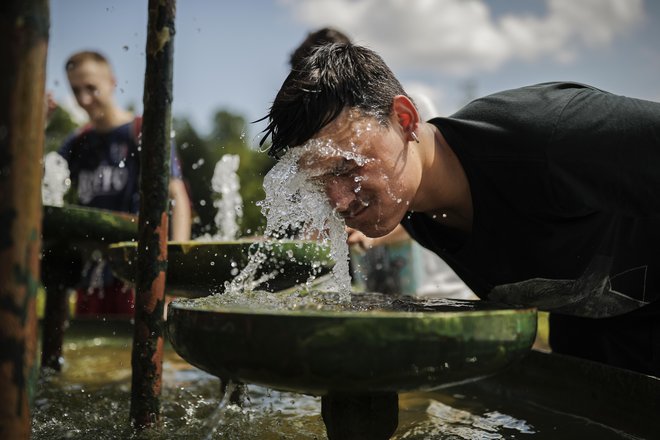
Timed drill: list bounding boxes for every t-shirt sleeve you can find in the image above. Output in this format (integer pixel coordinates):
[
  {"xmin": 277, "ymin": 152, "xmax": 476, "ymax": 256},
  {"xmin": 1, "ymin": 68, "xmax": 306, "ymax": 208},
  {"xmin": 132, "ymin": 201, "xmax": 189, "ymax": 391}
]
[{"xmin": 548, "ymin": 88, "xmax": 660, "ymax": 216}]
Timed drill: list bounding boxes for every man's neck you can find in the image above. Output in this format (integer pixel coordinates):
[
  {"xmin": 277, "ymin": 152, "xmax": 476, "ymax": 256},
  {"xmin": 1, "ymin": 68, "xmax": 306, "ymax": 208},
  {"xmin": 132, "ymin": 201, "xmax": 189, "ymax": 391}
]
[
  {"xmin": 415, "ymin": 122, "xmax": 473, "ymax": 232},
  {"xmin": 91, "ymin": 106, "xmax": 133, "ymax": 132}
]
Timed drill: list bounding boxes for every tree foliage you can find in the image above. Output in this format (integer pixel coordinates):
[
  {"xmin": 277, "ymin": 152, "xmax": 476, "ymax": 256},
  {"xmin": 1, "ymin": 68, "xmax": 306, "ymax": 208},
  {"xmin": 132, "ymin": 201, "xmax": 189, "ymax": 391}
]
[
  {"xmin": 45, "ymin": 106, "xmax": 79, "ymax": 153},
  {"xmin": 174, "ymin": 110, "xmax": 275, "ymax": 237}
]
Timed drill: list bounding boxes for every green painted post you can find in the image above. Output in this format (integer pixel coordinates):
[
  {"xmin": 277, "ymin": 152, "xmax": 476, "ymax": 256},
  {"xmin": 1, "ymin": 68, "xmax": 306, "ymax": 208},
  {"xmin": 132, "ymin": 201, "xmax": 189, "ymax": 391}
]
[
  {"xmin": 0, "ymin": 0, "xmax": 49, "ymax": 437},
  {"xmin": 129, "ymin": 0, "xmax": 176, "ymax": 429}
]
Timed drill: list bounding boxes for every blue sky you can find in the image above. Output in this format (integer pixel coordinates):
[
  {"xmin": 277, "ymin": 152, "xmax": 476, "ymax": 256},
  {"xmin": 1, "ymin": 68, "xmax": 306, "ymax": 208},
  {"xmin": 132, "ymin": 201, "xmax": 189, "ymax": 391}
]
[{"xmin": 48, "ymin": 0, "xmax": 660, "ymax": 144}]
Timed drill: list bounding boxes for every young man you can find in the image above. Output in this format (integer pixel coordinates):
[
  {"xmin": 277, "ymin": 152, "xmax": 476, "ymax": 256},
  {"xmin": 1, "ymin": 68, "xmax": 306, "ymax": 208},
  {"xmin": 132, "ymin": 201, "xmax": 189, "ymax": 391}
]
[
  {"xmin": 260, "ymin": 43, "xmax": 660, "ymax": 376},
  {"xmin": 57, "ymin": 51, "xmax": 191, "ymax": 315},
  {"xmin": 289, "ymin": 29, "xmax": 477, "ymax": 300}
]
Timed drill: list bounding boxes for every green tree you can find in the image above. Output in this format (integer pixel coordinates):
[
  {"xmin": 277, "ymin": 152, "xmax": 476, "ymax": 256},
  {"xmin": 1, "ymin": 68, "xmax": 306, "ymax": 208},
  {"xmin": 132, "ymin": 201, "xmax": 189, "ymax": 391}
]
[
  {"xmin": 173, "ymin": 117, "xmax": 217, "ymax": 236},
  {"xmin": 45, "ymin": 105, "xmax": 79, "ymax": 153}
]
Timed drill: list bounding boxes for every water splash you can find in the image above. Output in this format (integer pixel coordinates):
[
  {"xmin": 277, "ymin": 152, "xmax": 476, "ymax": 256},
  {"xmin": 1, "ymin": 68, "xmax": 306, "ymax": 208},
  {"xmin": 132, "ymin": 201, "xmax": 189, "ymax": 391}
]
[
  {"xmin": 212, "ymin": 155, "xmax": 243, "ymax": 240},
  {"xmin": 196, "ymin": 154, "xmax": 243, "ymax": 241},
  {"xmin": 42, "ymin": 151, "xmax": 71, "ymax": 206},
  {"xmin": 221, "ymin": 146, "xmax": 351, "ymax": 300},
  {"xmin": 255, "ymin": 145, "xmax": 351, "ymax": 297}
]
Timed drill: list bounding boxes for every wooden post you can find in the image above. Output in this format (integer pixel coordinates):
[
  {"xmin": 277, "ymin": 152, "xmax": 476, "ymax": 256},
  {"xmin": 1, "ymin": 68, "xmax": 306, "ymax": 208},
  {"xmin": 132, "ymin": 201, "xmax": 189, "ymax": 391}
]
[
  {"xmin": 129, "ymin": 0, "xmax": 176, "ymax": 429},
  {"xmin": 0, "ymin": 0, "xmax": 49, "ymax": 437}
]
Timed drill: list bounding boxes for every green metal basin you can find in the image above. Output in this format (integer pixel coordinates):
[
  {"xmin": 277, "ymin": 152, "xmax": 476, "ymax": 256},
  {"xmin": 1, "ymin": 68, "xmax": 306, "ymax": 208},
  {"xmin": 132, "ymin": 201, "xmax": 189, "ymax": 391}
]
[
  {"xmin": 42, "ymin": 204, "xmax": 138, "ymax": 244},
  {"xmin": 107, "ymin": 240, "xmax": 334, "ymax": 297},
  {"xmin": 167, "ymin": 294, "xmax": 537, "ymax": 395}
]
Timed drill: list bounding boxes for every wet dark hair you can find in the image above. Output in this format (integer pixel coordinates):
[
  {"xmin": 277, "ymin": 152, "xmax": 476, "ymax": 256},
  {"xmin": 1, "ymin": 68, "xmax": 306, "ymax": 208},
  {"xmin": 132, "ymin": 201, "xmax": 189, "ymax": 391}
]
[
  {"xmin": 289, "ymin": 27, "xmax": 351, "ymax": 68},
  {"xmin": 260, "ymin": 43, "xmax": 408, "ymax": 159}
]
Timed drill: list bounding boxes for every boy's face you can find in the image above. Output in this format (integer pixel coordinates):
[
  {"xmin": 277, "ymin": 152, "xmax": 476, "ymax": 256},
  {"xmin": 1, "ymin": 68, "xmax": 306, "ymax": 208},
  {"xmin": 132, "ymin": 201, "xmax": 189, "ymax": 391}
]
[
  {"xmin": 67, "ymin": 59, "xmax": 116, "ymax": 123},
  {"xmin": 298, "ymin": 109, "xmax": 422, "ymax": 238}
]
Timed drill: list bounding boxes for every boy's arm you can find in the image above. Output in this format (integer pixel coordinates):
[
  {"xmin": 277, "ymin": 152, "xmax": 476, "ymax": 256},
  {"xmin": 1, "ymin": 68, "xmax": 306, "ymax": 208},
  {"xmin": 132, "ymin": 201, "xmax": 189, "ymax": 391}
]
[{"xmin": 168, "ymin": 178, "xmax": 191, "ymax": 241}]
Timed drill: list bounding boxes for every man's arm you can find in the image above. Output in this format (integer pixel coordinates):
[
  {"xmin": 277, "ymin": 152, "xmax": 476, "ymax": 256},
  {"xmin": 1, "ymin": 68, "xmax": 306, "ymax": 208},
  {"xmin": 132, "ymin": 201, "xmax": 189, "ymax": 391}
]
[{"xmin": 168, "ymin": 178, "xmax": 191, "ymax": 241}]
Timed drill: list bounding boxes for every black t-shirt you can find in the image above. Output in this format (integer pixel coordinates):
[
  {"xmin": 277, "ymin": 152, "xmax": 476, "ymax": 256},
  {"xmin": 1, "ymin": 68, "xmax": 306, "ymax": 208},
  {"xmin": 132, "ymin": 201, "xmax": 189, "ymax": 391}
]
[{"xmin": 402, "ymin": 82, "xmax": 660, "ymax": 318}]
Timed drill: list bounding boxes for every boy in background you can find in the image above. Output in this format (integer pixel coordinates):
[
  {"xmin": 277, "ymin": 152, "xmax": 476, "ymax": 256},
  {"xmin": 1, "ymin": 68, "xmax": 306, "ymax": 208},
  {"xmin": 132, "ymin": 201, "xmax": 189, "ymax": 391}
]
[{"xmin": 56, "ymin": 50, "xmax": 191, "ymax": 315}]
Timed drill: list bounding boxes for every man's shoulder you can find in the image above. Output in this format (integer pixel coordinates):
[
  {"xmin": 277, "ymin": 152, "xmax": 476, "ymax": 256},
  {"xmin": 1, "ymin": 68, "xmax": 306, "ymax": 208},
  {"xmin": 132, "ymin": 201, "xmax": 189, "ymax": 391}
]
[
  {"xmin": 445, "ymin": 82, "xmax": 598, "ymax": 138},
  {"xmin": 489, "ymin": 81, "xmax": 600, "ymax": 99},
  {"xmin": 105, "ymin": 116, "xmax": 142, "ymax": 143}
]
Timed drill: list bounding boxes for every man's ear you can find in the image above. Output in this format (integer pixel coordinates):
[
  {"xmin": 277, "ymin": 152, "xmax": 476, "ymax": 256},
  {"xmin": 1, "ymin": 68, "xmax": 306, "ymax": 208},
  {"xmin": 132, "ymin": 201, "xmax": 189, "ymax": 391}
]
[{"xmin": 392, "ymin": 95, "xmax": 420, "ymax": 142}]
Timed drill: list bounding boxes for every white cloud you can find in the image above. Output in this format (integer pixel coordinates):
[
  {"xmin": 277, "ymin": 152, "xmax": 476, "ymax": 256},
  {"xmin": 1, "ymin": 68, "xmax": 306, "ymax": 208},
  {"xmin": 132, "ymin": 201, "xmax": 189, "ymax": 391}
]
[
  {"xmin": 403, "ymin": 81, "xmax": 443, "ymax": 119},
  {"xmin": 281, "ymin": 0, "xmax": 644, "ymax": 74}
]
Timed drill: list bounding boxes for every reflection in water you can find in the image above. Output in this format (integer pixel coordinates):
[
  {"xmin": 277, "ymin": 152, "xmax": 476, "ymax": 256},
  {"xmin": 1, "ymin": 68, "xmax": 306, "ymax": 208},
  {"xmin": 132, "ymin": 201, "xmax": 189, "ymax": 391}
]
[{"xmin": 32, "ymin": 323, "xmax": 637, "ymax": 439}]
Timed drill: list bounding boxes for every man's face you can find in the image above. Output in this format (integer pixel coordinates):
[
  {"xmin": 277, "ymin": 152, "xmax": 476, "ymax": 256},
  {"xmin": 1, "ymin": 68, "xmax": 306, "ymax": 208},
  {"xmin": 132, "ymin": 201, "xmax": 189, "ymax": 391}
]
[
  {"xmin": 67, "ymin": 60, "xmax": 116, "ymax": 123},
  {"xmin": 298, "ymin": 109, "xmax": 421, "ymax": 238}
]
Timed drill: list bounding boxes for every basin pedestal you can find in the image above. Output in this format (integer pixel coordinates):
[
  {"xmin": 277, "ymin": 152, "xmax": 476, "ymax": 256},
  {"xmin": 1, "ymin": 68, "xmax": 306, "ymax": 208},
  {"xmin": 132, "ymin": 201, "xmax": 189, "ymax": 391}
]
[
  {"xmin": 167, "ymin": 294, "xmax": 537, "ymax": 439},
  {"xmin": 322, "ymin": 392, "xmax": 398, "ymax": 440}
]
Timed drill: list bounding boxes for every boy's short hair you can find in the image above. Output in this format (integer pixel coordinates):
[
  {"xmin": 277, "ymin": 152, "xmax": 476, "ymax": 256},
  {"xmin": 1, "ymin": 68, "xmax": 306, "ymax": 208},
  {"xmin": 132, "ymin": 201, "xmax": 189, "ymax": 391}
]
[
  {"xmin": 289, "ymin": 27, "xmax": 351, "ymax": 68},
  {"xmin": 261, "ymin": 43, "xmax": 409, "ymax": 159},
  {"xmin": 65, "ymin": 50, "xmax": 111, "ymax": 72}
]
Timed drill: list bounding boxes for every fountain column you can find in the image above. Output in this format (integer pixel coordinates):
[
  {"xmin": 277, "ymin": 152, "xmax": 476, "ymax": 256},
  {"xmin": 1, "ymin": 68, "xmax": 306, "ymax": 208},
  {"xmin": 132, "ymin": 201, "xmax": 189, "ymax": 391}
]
[
  {"xmin": 322, "ymin": 392, "xmax": 399, "ymax": 440},
  {"xmin": 129, "ymin": 0, "xmax": 176, "ymax": 429},
  {"xmin": 0, "ymin": 0, "xmax": 49, "ymax": 437}
]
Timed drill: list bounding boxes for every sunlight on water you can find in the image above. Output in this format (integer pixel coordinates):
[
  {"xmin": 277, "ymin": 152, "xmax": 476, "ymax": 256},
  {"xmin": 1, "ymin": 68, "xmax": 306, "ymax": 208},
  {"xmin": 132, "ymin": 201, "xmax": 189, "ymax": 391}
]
[
  {"xmin": 42, "ymin": 151, "xmax": 71, "ymax": 206},
  {"xmin": 399, "ymin": 400, "xmax": 536, "ymax": 439},
  {"xmin": 191, "ymin": 291, "xmax": 482, "ymax": 313}
]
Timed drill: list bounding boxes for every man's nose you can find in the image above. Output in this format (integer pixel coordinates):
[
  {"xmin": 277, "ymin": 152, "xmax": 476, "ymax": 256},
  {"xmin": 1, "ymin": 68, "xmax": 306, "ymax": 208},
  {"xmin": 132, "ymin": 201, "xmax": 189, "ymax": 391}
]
[{"xmin": 77, "ymin": 91, "xmax": 93, "ymax": 107}]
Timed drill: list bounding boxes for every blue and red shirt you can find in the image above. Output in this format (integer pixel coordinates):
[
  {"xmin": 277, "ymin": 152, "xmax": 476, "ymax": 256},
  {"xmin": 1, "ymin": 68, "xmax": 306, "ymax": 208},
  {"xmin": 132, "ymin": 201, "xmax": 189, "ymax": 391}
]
[{"xmin": 58, "ymin": 116, "xmax": 182, "ymax": 214}]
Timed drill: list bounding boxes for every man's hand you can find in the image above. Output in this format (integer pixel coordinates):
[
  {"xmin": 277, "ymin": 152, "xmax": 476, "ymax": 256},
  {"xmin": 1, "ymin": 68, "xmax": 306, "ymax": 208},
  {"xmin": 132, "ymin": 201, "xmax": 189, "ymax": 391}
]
[
  {"xmin": 346, "ymin": 225, "xmax": 411, "ymax": 252},
  {"xmin": 346, "ymin": 227, "xmax": 376, "ymax": 251}
]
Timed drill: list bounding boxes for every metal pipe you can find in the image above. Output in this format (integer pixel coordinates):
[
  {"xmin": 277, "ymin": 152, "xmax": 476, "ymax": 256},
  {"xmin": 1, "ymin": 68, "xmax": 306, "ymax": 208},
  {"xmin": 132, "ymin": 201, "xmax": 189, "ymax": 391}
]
[
  {"xmin": 0, "ymin": 0, "xmax": 49, "ymax": 437},
  {"xmin": 129, "ymin": 0, "xmax": 176, "ymax": 429}
]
